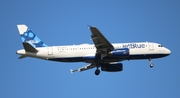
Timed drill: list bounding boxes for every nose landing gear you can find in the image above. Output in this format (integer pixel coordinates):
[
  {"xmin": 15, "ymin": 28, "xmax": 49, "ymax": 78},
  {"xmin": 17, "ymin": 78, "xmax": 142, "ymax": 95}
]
[
  {"xmin": 149, "ymin": 58, "xmax": 154, "ymax": 68},
  {"xmin": 95, "ymin": 68, "xmax": 100, "ymax": 75}
]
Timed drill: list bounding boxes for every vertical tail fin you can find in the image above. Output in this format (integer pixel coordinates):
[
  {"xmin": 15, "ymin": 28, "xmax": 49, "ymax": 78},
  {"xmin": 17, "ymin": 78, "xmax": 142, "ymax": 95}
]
[{"xmin": 17, "ymin": 24, "xmax": 48, "ymax": 47}]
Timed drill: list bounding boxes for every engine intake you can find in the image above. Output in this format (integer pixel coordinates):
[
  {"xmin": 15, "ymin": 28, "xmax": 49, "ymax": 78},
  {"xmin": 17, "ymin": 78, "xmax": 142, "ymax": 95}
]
[{"xmin": 101, "ymin": 63, "xmax": 123, "ymax": 72}]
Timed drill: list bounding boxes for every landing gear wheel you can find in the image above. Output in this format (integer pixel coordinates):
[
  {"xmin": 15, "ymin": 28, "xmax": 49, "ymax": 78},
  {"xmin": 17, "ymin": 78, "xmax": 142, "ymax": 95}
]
[
  {"xmin": 148, "ymin": 58, "xmax": 154, "ymax": 68},
  {"xmin": 95, "ymin": 69, "xmax": 100, "ymax": 75},
  {"xmin": 150, "ymin": 64, "xmax": 154, "ymax": 68}
]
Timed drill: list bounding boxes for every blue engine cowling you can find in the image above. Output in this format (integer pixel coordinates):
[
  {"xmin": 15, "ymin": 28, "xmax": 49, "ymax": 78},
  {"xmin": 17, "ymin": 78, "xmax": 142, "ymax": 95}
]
[
  {"xmin": 101, "ymin": 63, "xmax": 123, "ymax": 72},
  {"xmin": 109, "ymin": 48, "xmax": 129, "ymax": 56}
]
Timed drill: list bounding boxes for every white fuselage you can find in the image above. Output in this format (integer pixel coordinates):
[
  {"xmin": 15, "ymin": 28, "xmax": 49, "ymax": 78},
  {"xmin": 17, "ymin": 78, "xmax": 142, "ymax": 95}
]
[{"xmin": 16, "ymin": 42, "xmax": 171, "ymax": 63}]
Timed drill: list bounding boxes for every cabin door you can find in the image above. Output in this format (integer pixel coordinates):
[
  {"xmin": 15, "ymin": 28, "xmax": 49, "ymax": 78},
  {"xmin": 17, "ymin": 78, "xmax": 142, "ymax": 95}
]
[
  {"xmin": 48, "ymin": 47, "xmax": 53, "ymax": 55},
  {"xmin": 148, "ymin": 42, "xmax": 154, "ymax": 51}
]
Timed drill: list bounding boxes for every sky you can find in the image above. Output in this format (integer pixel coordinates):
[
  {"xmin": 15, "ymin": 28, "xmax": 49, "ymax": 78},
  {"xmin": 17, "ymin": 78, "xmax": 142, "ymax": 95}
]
[{"xmin": 0, "ymin": 0, "xmax": 180, "ymax": 98}]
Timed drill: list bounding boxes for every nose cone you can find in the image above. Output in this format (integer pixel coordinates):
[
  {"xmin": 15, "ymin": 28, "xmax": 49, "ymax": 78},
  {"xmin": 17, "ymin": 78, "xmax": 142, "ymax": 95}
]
[{"xmin": 166, "ymin": 48, "xmax": 171, "ymax": 55}]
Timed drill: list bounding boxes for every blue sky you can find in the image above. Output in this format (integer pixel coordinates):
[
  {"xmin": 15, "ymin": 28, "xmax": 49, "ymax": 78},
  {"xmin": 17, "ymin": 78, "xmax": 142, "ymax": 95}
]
[{"xmin": 0, "ymin": 0, "xmax": 180, "ymax": 98}]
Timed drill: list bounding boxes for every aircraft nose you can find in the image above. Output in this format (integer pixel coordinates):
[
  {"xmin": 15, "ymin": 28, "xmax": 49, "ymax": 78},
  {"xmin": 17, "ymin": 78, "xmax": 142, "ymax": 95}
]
[{"xmin": 166, "ymin": 48, "xmax": 171, "ymax": 55}]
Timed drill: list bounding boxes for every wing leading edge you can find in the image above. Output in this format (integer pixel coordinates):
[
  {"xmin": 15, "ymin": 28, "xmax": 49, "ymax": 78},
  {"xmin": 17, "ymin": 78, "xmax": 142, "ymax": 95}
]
[{"xmin": 89, "ymin": 26, "xmax": 114, "ymax": 57}]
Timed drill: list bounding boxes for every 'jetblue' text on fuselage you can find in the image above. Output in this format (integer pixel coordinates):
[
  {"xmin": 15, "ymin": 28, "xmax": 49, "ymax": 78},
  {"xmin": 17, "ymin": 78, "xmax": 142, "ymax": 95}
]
[{"xmin": 122, "ymin": 43, "xmax": 145, "ymax": 49}]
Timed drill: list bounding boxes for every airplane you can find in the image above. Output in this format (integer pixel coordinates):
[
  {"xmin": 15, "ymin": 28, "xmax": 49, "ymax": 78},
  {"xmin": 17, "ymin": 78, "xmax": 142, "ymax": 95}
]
[{"xmin": 16, "ymin": 24, "xmax": 171, "ymax": 75}]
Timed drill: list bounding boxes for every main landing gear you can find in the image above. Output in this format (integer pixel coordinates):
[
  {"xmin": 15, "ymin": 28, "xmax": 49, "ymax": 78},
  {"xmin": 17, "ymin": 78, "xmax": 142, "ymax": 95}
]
[
  {"xmin": 149, "ymin": 58, "xmax": 154, "ymax": 68},
  {"xmin": 95, "ymin": 68, "xmax": 100, "ymax": 75}
]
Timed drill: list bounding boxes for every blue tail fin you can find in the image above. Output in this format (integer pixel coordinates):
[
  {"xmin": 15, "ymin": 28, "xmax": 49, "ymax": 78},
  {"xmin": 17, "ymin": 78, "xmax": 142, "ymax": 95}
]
[{"xmin": 17, "ymin": 24, "xmax": 47, "ymax": 47}]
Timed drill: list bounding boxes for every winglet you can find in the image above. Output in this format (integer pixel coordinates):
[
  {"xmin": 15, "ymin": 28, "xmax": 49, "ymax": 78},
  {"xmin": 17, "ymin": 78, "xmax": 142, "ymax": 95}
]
[
  {"xmin": 87, "ymin": 25, "xmax": 96, "ymax": 29},
  {"xmin": 87, "ymin": 25, "xmax": 92, "ymax": 28},
  {"xmin": 70, "ymin": 69, "xmax": 74, "ymax": 73},
  {"xmin": 70, "ymin": 69, "xmax": 80, "ymax": 73}
]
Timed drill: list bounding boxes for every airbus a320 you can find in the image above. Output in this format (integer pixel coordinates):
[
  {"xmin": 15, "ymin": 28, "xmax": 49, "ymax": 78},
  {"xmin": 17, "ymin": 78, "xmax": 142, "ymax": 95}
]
[{"xmin": 16, "ymin": 25, "xmax": 171, "ymax": 75}]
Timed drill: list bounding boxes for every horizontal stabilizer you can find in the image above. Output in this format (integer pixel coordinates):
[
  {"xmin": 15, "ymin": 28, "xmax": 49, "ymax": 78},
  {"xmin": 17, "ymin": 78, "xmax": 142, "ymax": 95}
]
[
  {"xmin": 23, "ymin": 42, "xmax": 38, "ymax": 52},
  {"xmin": 18, "ymin": 55, "xmax": 27, "ymax": 59}
]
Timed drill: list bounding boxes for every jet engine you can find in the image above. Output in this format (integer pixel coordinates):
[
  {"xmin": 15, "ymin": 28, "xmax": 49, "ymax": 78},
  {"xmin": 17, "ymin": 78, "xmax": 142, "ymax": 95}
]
[{"xmin": 101, "ymin": 63, "xmax": 123, "ymax": 72}]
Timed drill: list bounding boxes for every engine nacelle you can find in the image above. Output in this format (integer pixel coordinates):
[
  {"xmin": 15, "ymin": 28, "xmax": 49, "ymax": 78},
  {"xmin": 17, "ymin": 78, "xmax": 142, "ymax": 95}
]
[
  {"xmin": 101, "ymin": 63, "xmax": 123, "ymax": 72},
  {"xmin": 108, "ymin": 48, "xmax": 129, "ymax": 57}
]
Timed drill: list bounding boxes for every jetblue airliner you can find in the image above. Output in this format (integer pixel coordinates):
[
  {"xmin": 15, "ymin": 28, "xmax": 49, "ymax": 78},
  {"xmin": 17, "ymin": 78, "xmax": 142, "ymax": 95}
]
[{"xmin": 16, "ymin": 24, "xmax": 171, "ymax": 75}]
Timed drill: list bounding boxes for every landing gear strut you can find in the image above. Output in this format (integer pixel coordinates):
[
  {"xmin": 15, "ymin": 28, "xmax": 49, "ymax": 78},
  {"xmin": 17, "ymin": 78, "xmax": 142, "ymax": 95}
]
[
  {"xmin": 95, "ymin": 68, "xmax": 100, "ymax": 75},
  {"xmin": 149, "ymin": 58, "xmax": 154, "ymax": 68}
]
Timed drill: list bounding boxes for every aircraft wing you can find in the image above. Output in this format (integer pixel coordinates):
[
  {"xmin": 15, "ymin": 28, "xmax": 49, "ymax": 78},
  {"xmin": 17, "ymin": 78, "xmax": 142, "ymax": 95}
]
[
  {"xmin": 89, "ymin": 26, "xmax": 114, "ymax": 58},
  {"xmin": 70, "ymin": 63, "xmax": 96, "ymax": 73},
  {"xmin": 70, "ymin": 26, "xmax": 120, "ymax": 74}
]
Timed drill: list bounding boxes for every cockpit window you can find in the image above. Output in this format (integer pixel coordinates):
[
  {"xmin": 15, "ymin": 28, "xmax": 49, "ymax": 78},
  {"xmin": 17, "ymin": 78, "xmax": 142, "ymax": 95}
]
[{"xmin": 158, "ymin": 45, "xmax": 163, "ymax": 47}]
